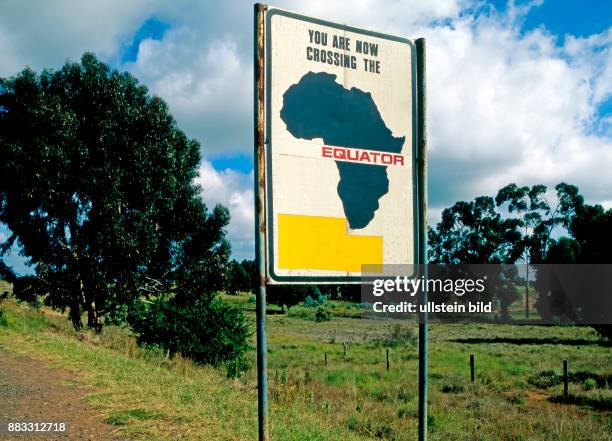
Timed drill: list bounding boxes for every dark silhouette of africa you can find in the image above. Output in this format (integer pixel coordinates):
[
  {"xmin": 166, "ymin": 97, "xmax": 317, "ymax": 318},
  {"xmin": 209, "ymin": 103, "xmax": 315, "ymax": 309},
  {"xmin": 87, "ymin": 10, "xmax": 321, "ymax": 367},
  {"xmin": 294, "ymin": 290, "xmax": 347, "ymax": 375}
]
[{"xmin": 280, "ymin": 71, "xmax": 405, "ymax": 229}]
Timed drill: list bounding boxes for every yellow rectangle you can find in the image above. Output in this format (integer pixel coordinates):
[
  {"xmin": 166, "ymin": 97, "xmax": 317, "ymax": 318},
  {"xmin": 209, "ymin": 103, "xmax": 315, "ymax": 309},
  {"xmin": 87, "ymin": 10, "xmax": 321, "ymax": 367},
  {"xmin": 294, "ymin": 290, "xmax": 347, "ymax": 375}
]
[{"xmin": 278, "ymin": 214, "xmax": 383, "ymax": 272}]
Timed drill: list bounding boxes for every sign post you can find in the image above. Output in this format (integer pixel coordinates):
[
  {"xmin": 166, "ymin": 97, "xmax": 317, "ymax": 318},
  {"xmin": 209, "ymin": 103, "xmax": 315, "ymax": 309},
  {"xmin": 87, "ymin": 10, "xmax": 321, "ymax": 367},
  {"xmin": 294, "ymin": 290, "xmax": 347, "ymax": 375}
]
[
  {"xmin": 416, "ymin": 37, "xmax": 428, "ymax": 441},
  {"xmin": 254, "ymin": 4, "xmax": 269, "ymax": 441},
  {"xmin": 254, "ymin": 4, "xmax": 426, "ymax": 440}
]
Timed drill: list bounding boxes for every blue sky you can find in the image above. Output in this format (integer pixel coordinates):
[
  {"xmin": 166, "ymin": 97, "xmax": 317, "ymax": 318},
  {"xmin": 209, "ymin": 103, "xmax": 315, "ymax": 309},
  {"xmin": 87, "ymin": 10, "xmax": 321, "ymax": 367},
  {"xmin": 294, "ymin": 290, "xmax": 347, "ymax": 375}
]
[
  {"xmin": 1, "ymin": 0, "xmax": 611, "ymax": 273},
  {"xmin": 495, "ymin": 0, "xmax": 612, "ymax": 37}
]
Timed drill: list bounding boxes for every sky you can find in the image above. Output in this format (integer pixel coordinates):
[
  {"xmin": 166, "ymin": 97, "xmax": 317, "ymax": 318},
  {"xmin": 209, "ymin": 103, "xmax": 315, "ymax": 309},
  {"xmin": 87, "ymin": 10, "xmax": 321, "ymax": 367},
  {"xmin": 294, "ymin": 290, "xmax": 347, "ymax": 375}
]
[{"xmin": 0, "ymin": 0, "xmax": 611, "ymax": 273}]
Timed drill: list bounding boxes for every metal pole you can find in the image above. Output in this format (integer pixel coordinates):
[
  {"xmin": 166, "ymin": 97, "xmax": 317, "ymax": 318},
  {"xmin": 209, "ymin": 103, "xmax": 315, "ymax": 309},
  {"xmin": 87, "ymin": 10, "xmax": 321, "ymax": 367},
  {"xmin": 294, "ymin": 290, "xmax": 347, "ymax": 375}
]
[
  {"xmin": 416, "ymin": 38, "xmax": 428, "ymax": 441},
  {"xmin": 525, "ymin": 261, "xmax": 529, "ymax": 319},
  {"xmin": 563, "ymin": 359, "xmax": 568, "ymax": 401},
  {"xmin": 386, "ymin": 348, "xmax": 390, "ymax": 371},
  {"xmin": 254, "ymin": 4, "xmax": 269, "ymax": 441},
  {"xmin": 470, "ymin": 354, "xmax": 475, "ymax": 383}
]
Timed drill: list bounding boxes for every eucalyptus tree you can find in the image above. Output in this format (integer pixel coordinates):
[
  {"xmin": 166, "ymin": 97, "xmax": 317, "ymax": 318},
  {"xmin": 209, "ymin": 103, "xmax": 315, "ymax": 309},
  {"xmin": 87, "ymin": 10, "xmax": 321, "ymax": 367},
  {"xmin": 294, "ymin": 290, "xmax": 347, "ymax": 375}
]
[{"xmin": 0, "ymin": 54, "xmax": 230, "ymax": 331}]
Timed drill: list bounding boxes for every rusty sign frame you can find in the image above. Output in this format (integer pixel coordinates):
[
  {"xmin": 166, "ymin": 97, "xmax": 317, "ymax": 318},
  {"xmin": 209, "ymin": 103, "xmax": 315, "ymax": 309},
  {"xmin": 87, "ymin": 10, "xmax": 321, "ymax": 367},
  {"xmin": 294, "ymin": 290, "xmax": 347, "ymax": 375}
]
[
  {"xmin": 259, "ymin": 6, "xmax": 423, "ymax": 284},
  {"xmin": 254, "ymin": 4, "xmax": 428, "ymax": 440}
]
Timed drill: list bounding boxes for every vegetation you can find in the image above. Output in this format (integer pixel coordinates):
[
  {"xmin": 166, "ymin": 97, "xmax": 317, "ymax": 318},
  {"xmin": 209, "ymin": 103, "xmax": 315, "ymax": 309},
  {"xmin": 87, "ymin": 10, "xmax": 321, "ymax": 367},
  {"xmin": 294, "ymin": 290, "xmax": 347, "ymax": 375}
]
[
  {"xmin": 129, "ymin": 296, "xmax": 251, "ymax": 377},
  {"xmin": 0, "ymin": 48, "xmax": 610, "ymax": 439},
  {"xmin": 224, "ymin": 259, "xmax": 257, "ymax": 295},
  {"xmin": 0, "ymin": 54, "xmax": 249, "ymax": 370},
  {"xmin": 429, "ymin": 182, "xmax": 612, "ymax": 335},
  {"xmin": 0, "ymin": 295, "xmax": 610, "ymax": 440}
]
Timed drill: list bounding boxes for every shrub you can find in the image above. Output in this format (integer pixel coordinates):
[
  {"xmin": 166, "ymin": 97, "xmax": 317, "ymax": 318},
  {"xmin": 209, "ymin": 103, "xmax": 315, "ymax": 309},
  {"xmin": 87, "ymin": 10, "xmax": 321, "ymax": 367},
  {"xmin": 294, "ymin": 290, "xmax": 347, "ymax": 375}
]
[
  {"xmin": 583, "ymin": 378, "xmax": 597, "ymax": 391},
  {"xmin": 314, "ymin": 307, "xmax": 333, "ymax": 322},
  {"xmin": 304, "ymin": 291, "xmax": 327, "ymax": 308},
  {"xmin": 104, "ymin": 303, "xmax": 129, "ymax": 326},
  {"xmin": 372, "ymin": 324, "xmax": 417, "ymax": 347},
  {"xmin": 129, "ymin": 296, "xmax": 252, "ymax": 377},
  {"xmin": 267, "ymin": 285, "xmax": 319, "ymax": 309},
  {"xmin": 593, "ymin": 325, "xmax": 612, "ymax": 340},
  {"xmin": 248, "ymin": 295, "xmax": 257, "ymax": 303},
  {"xmin": 0, "ymin": 308, "xmax": 7, "ymax": 327},
  {"xmin": 287, "ymin": 305, "xmax": 333, "ymax": 322}
]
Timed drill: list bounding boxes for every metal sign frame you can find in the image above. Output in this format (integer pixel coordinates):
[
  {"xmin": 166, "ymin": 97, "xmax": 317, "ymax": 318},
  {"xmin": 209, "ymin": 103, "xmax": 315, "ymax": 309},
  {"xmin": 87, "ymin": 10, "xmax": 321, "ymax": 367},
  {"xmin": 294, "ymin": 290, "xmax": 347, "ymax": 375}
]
[
  {"xmin": 263, "ymin": 7, "xmax": 421, "ymax": 284},
  {"xmin": 254, "ymin": 4, "xmax": 428, "ymax": 440}
]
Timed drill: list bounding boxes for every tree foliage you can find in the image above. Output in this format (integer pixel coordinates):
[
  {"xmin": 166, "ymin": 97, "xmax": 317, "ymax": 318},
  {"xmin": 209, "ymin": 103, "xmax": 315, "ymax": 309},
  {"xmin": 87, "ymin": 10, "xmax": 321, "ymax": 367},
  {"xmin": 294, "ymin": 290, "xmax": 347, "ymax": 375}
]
[
  {"xmin": 536, "ymin": 201, "xmax": 612, "ymax": 337},
  {"xmin": 267, "ymin": 285, "xmax": 321, "ymax": 311},
  {"xmin": 0, "ymin": 54, "xmax": 230, "ymax": 331},
  {"xmin": 430, "ymin": 182, "xmax": 610, "ymax": 337},
  {"xmin": 495, "ymin": 183, "xmax": 583, "ymax": 263},
  {"xmin": 224, "ymin": 259, "xmax": 256, "ymax": 295},
  {"xmin": 429, "ymin": 196, "xmax": 523, "ymax": 264}
]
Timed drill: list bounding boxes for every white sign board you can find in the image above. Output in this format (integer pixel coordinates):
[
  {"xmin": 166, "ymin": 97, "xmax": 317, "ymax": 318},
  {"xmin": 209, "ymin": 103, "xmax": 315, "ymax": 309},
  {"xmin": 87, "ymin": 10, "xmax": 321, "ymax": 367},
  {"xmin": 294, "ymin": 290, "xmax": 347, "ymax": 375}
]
[{"xmin": 261, "ymin": 7, "xmax": 419, "ymax": 283}]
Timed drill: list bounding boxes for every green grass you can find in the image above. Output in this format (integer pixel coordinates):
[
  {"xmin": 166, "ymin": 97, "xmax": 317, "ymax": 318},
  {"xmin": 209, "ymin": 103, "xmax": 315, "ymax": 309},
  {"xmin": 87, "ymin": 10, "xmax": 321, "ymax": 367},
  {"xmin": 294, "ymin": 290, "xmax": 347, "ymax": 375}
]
[{"xmin": 1, "ymin": 293, "xmax": 611, "ymax": 440}]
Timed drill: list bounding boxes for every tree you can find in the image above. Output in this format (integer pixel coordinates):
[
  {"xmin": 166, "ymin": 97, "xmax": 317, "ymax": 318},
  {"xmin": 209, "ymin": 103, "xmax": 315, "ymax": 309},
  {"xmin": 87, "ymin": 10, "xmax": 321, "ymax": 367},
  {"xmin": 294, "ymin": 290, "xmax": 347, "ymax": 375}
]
[
  {"xmin": 495, "ymin": 183, "xmax": 583, "ymax": 263},
  {"xmin": 224, "ymin": 259, "xmax": 249, "ymax": 295},
  {"xmin": 240, "ymin": 259, "xmax": 257, "ymax": 293},
  {"xmin": 535, "ymin": 202, "xmax": 612, "ymax": 337},
  {"xmin": 0, "ymin": 54, "xmax": 230, "ymax": 331},
  {"xmin": 428, "ymin": 194, "xmax": 523, "ymax": 318},
  {"xmin": 495, "ymin": 183, "xmax": 583, "ymax": 317},
  {"xmin": 0, "ymin": 260, "xmax": 16, "ymax": 284},
  {"xmin": 428, "ymin": 196, "xmax": 522, "ymax": 264},
  {"xmin": 569, "ymin": 203, "xmax": 612, "ymax": 262},
  {"xmin": 267, "ymin": 285, "xmax": 321, "ymax": 312},
  {"xmin": 224, "ymin": 259, "xmax": 256, "ymax": 295}
]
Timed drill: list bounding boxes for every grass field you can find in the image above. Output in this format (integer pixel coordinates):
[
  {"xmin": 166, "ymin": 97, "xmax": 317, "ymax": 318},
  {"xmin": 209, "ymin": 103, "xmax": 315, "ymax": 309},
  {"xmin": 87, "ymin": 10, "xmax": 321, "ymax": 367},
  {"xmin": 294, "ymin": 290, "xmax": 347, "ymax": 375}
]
[{"xmin": 0, "ymin": 292, "xmax": 611, "ymax": 440}]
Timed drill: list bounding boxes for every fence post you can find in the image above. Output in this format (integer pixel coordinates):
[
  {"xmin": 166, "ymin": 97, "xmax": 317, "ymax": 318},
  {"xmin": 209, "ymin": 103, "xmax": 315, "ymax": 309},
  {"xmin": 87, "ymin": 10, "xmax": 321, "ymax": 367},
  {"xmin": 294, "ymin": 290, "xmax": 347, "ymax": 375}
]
[
  {"xmin": 563, "ymin": 359, "xmax": 568, "ymax": 401},
  {"xmin": 470, "ymin": 354, "xmax": 475, "ymax": 383},
  {"xmin": 343, "ymin": 341, "xmax": 348, "ymax": 357},
  {"xmin": 325, "ymin": 352, "xmax": 328, "ymax": 367},
  {"xmin": 386, "ymin": 349, "xmax": 390, "ymax": 371}
]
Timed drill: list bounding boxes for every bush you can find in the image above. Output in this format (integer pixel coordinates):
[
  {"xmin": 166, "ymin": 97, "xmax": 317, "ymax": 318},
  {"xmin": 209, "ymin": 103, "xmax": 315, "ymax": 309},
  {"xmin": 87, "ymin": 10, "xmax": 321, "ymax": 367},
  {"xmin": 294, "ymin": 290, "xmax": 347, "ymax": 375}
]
[
  {"xmin": 304, "ymin": 291, "xmax": 327, "ymax": 308},
  {"xmin": 0, "ymin": 308, "xmax": 7, "ymax": 327},
  {"xmin": 129, "ymin": 296, "xmax": 252, "ymax": 377},
  {"xmin": 372, "ymin": 324, "xmax": 417, "ymax": 347},
  {"xmin": 593, "ymin": 325, "xmax": 612, "ymax": 340},
  {"xmin": 267, "ymin": 285, "xmax": 319, "ymax": 309},
  {"xmin": 583, "ymin": 378, "xmax": 597, "ymax": 391},
  {"xmin": 314, "ymin": 307, "xmax": 333, "ymax": 322},
  {"xmin": 287, "ymin": 305, "xmax": 333, "ymax": 322},
  {"xmin": 104, "ymin": 303, "xmax": 129, "ymax": 326}
]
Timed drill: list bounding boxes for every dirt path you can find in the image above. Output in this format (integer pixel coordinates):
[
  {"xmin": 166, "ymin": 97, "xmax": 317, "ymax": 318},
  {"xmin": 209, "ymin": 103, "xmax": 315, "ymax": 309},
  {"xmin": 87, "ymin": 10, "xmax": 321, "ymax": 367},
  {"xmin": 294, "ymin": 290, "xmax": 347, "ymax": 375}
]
[{"xmin": 0, "ymin": 347, "xmax": 126, "ymax": 441}]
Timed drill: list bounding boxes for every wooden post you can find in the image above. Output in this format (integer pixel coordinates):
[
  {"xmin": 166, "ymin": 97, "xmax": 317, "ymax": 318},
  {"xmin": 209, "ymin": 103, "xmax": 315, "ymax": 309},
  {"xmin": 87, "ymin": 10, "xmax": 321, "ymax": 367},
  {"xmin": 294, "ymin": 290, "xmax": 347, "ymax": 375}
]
[
  {"xmin": 325, "ymin": 352, "xmax": 328, "ymax": 367},
  {"xmin": 470, "ymin": 354, "xmax": 475, "ymax": 383},
  {"xmin": 386, "ymin": 348, "xmax": 390, "ymax": 371},
  {"xmin": 563, "ymin": 360, "xmax": 568, "ymax": 401},
  {"xmin": 343, "ymin": 341, "xmax": 348, "ymax": 357}
]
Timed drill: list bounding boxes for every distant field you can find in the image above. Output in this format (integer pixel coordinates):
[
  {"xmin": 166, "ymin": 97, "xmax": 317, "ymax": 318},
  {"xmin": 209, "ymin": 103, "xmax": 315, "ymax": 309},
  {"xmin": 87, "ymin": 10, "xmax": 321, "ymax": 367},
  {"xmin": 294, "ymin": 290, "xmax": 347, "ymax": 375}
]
[{"xmin": 0, "ymin": 292, "xmax": 610, "ymax": 440}]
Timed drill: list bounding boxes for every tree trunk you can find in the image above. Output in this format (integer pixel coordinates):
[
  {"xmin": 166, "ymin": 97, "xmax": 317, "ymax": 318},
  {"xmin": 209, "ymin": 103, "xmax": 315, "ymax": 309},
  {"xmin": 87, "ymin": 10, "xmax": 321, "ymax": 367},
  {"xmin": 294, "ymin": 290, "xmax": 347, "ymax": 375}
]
[
  {"xmin": 86, "ymin": 301, "xmax": 101, "ymax": 333},
  {"xmin": 69, "ymin": 299, "xmax": 83, "ymax": 331},
  {"xmin": 79, "ymin": 261, "xmax": 102, "ymax": 333}
]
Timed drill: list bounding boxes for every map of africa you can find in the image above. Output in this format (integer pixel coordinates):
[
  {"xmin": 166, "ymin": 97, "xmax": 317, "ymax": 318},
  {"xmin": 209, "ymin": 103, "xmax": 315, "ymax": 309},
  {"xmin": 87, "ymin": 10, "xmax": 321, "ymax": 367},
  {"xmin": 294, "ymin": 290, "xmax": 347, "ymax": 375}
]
[{"xmin": 280, "ymin": 71, "xmax": 406, "ymax": 229}]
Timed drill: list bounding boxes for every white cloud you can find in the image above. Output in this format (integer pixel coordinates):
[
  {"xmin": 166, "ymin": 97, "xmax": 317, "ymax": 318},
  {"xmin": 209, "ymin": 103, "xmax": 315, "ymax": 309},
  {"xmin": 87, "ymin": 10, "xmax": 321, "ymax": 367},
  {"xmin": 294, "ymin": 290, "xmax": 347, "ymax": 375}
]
[
  {"xmin": 125, "ymin": 30, "xmax": 251, "ymax": 154},
  {"xmin": 118, "ymin": 0, "xmax": 471, "ymax": 155},
  {"xmin": 0, "ymin": 0, "xmax": 158, "ymax": 76},
  {"xmin": 1, "ymin": 0, "xmax": 611, "ymax": 256},
  {"xmin": 195, "ymin": 162, "xmax": 254, "ymax": 260},
  {"xmin": 417, "ymin": 12, "xmax": 612, "ymax": 224}
]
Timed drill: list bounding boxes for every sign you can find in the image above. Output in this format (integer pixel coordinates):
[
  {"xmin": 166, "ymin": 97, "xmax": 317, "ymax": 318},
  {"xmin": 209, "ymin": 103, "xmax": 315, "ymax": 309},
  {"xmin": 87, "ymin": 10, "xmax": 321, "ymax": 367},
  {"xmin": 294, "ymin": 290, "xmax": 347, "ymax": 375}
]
[{"xmin": 260, "ymin": 7, "xmax": 420, "ymax": 283}]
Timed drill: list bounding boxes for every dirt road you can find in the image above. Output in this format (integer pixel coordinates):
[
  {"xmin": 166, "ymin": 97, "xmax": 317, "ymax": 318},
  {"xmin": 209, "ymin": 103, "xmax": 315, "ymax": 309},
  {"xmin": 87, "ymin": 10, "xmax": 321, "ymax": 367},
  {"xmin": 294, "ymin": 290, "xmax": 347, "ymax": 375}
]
[{"xmin": 0, "ymin": 347, "xmax": 125, "ymax": 441}]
